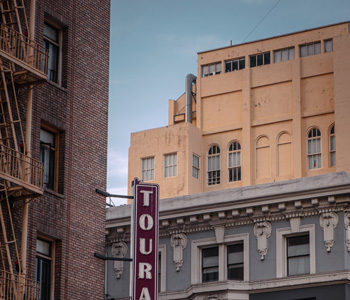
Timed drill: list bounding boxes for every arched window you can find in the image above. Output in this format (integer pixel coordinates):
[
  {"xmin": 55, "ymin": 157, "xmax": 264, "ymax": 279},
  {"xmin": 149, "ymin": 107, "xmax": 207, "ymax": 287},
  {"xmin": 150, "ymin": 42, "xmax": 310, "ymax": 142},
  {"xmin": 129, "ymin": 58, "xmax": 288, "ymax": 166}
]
[
  {"xmin": 256, "ymin": 136, "xmax": 270, "ymax": 179},
  {"xmin": 208, "ymin": 145, "xmax": 220, "ymax": 185},
  {"xmin": 277, "ymin": 132, "xmax": 292, "ymax": 176},
  {"xmin": 329, "ymin": 125, "xmax": 335, "ymax": 167},
  {"xmin": 228, "ymin": 142, "xmax": 241, "ymax": 182},
  {"xmin": 307, "ymin": 128, "xmax": 321, "ymax": 169}
]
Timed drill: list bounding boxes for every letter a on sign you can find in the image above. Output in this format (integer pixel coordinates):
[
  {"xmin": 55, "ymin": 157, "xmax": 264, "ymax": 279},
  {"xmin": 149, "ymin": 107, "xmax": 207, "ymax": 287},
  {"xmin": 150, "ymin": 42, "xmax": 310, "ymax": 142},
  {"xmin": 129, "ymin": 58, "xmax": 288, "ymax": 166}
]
[{"xmin": 131, "ymin": 178, "xmax": 159, "ymax": 300}]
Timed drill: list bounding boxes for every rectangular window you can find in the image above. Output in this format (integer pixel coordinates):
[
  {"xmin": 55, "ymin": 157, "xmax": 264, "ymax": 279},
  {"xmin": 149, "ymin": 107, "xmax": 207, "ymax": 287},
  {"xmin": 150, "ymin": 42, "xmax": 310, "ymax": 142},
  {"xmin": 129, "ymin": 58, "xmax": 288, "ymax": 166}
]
[
  {"xmin": 202, "ymin": 62, "xmax": 221, "ymax": 77},
  {"xmin": 202, "ymin": 247, "xmax": 218, "ymax": 282},
  {"xmin": 40, "ymin": 128, "xmax": 57, "ymax": 190},
  {"xmin": 287, "ymin": 235, "xmax": 310, "ymax": 276},
  {"xmin": 300, "ymin": 41, "xmax": 321, "ymax": 57},
  {"xmin": 208, "ymin": 155, "xmax": 220, "ymax": 185},
  {"xmin": 225, "ymin": 57, "xmax": 245, "ymax": 72},
  {"xmin": 324, "ymin": 39, "xmax": 333, "ymax": 53},
  {"xmin": 192, "ymin": 154, "xmax": 200, "ymax": 179},
  {"xmin": 164, "ymin": 153, "xmax": 177, "ymax": 178},
  {"xmin": 250, "ymin": 52, "xmax": 270, "ymax": 68},
  {"xmin": 142, "ymin": 157, "xmax": 154, "ymax": 181},
  {"xmin": 274, "ymin": 47, "xmax": 295, "ymax": 63},
  {"xmin": 330, "ymin": 126, "xmax": 335, "ymax": 167},
  {"xmin": 227, "ymin": 243, "xmax": 244, "ymax": 280},
  {"xmin": 35, "ymin": 239, "xmax": 53, "ymax": 300},
  {"xmin": 43, "ymin": 23, "xmax": 61, "ymax": 83}
]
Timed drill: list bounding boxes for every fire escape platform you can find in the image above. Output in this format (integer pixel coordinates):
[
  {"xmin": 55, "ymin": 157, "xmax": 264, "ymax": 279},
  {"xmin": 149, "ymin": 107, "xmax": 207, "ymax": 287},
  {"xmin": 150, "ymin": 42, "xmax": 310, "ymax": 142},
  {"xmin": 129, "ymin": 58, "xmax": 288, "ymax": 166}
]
[{"xmin": 0, "ymin": 173, "xmax": 43, "ymax": 199}]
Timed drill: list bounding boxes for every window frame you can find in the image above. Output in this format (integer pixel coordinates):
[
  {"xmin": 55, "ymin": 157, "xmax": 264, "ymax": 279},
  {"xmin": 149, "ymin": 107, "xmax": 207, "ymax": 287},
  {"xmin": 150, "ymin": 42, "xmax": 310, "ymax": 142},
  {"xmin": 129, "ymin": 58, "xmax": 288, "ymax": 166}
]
[
  {"xmin": 324, "ymin": 39, "xmax": 333, "ymax": 53},
  {"xmin": 228, "ymin": 141, "xmax": 241, "ymax": 182},
  {"xmin": 201, "ymin": 62, "xmax": 222, "ymax": 77},
  {"xmin": 250, "ymin": 52, "xmax": 270, "ymax": 68},
  {"xmin": 192, "ymin": 154, "xmax": 200, "ymax": 179},
  {"xmin": 307, "ymin": 127, "xmax": 322, "ymax": 170},
  {"xmin": 225, "ymin": 57, "xmax": 245, "ymax": 73},
  {"xmin": 164, "ymin": 153, "xmax": 177, "ymax": 178},
  {"xmin": 276, "ymin": 224, "xmax": 315, "ymax": 278},
  {"xmin": 191, "ymin": 233, "xmax": 249, "ymax": 284},
  {"xmin": 273, "ymin": 47, "xmax": 295, "ymax": 63},
  {"xmin": 43, "ymin": 20, "xmax": 62, "ymax": 85},
  {"xmin": 141, "ymin": 157, "xmax": 155, "ymax": 181},
  {"xmin": 299, "ymin": 41, "xmax": 321, "ymax": 58},
  {"xmin": 158, "ymin": 245, "xmax": 166, "ymax": 293},
  {"xmin": 207, "ymin": 145, "xmax": 220, "ymax": 186},
  {"xmin": 35, "ymin": 237, "xmax": 55, "ymax": 300},
  {"xmin": 40, "ymin": 126, "xmax": 59, "ymax": 191},
  {"xmin": 329, "ymin": 125, "xmax": 335, "ymax": 167}
]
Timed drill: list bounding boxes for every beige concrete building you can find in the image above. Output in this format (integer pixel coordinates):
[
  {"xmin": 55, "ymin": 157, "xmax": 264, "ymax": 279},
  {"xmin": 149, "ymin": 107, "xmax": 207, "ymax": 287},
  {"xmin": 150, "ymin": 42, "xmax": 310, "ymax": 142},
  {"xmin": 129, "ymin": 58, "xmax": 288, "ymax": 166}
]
[{"xmin": 128, "ymin": 22, "xmax": 350, "ymax": 200}]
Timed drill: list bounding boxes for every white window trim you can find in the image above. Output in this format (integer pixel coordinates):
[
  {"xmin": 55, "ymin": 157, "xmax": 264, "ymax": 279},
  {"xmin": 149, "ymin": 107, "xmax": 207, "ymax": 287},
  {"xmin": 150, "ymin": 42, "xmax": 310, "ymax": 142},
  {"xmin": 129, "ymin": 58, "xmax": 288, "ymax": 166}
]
[
  {"xmin": 141, "ymin": 157, "xmax": 155, "ymax": 181},
  {"xmin": 276, "ymin": 224, "xmax": 315, "ymax": 278},
  {"xmin": 163, "ymin": 153, "xmax": 177, "ymax": 178},
  {"xmin": 192, "ymin": 153, "xmax": 200, "ymax": 179},
  {"xmin": 159, "ymin": 244, "xmax": 166, "ymax": 292},
  {"xmin": 191, "ymin": 233, "xmax": 249, "ymax": 284}
]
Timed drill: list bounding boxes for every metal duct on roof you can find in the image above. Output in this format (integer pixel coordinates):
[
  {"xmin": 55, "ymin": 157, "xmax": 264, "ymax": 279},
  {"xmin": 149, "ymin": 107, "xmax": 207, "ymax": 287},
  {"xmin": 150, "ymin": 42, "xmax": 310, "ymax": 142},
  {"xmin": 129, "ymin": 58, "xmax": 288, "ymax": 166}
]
[{"xmin": 185, "ymin": 73, "xmax": 197, "ymax": 123}]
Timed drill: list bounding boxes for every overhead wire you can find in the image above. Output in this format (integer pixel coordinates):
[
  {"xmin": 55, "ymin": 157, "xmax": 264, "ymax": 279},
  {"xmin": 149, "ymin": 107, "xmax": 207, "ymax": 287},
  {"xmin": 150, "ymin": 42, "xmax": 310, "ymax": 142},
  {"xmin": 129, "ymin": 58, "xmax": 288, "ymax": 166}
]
[{"xmin": 242, "ymin": 0, "xmax": 282, "ymax": 43}]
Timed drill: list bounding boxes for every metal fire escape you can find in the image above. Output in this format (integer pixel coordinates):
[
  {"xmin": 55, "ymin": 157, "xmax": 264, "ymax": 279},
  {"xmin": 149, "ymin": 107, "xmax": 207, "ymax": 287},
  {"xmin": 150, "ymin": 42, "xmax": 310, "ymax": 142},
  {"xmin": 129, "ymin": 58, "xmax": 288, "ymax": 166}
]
[{"xmin": 0, "ymin": 0, "xmax": 47, "ymax": 299}]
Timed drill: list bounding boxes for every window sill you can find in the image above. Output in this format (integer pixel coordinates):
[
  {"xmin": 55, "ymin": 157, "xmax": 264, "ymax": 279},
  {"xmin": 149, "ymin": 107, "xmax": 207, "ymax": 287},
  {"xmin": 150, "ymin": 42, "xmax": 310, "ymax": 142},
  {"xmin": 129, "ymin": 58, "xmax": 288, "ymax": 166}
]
[
  {"xmin": 43, "ymin": 187, "xmax": 64, "ymax": 199},
  {"xmin": 46, "ymin": 79, "xmax": 68, "ymax": 92}
]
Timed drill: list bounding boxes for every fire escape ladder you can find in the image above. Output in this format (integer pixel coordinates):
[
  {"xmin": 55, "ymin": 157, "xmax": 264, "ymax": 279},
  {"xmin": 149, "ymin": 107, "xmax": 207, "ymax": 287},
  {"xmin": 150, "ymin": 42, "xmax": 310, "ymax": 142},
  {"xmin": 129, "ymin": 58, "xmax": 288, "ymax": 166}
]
[{"xmin": 0, "ymin": 0, "xmax": 29, "ymax": 37}]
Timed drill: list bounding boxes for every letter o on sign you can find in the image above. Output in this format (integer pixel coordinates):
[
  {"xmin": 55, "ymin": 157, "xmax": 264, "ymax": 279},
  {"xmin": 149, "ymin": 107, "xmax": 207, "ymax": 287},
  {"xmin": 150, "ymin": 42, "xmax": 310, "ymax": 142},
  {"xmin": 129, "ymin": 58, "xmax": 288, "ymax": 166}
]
[{"xmin": 139, "ymin": 214, "xmax": 154, "ymax": 230}]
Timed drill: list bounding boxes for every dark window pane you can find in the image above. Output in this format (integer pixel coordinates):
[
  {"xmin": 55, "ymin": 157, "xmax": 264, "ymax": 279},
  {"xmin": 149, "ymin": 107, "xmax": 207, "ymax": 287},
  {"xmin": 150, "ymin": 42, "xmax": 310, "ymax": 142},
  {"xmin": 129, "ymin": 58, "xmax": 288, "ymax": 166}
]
[
  {"xmin": 257, "ymin": 54, "xmax": 263, "ymax": 66},
  {"xmin": 239, "ymin": 58, "xmax": 245, "ymax": 70},
  {"xmin": 264, "ymin": 52, "xmax": 270, "ymax": 64},
  {"xmin": 250, "ymin": 56, "xmax": 256, "ymax": 68},
  {"xmin": 225, "ymin": 61, "xmax": 231, "ymax": 72},
  {"xmin": 232, "ymin": 60, "xmax": 238, "ymax": 71}
]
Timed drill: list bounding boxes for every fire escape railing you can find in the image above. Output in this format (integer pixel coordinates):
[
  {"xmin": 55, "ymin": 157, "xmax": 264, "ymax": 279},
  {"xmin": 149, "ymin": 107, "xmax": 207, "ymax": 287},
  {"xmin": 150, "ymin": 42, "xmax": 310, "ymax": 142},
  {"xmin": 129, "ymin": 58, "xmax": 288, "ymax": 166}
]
[
  {"xmin": 0, "ymin": 269, "xmax": 40, "ymax": 300},
  {"xmin": 0, "ymin": 144, "xmax": 43, "ymax": 190},
  {"xmin": 0, "ymin": 23, "xmax": 48, "ymax": 74}
]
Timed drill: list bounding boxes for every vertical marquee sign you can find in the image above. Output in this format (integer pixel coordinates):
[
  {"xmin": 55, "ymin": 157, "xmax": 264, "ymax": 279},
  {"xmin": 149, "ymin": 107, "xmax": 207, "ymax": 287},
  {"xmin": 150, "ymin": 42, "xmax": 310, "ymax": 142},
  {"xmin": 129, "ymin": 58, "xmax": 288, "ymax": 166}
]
[{"xmin": 131, "ymin": 178, "xmax": 159, "ymax": 300}]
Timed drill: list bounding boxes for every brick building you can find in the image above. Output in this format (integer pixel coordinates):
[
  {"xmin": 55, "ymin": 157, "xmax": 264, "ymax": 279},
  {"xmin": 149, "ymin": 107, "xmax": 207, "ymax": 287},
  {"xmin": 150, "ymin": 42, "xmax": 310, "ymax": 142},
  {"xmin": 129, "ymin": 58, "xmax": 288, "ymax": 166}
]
[
  {"xmin": 0, "ymin": 1, "xmax": 110, "ymax": 299},
  {"xmin": 106, "ymin": 22, "xmax": 350, "ymax": 300}
]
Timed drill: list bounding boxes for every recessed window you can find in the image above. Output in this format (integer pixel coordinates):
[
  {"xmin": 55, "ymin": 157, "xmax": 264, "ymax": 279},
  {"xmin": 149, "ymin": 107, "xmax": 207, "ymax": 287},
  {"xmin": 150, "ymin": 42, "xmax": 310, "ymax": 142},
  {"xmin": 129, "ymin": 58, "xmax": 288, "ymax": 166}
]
[
  {"xmin": 202, "ymin": 247, "xmax": 219, "ymax": 282},
  {"xmin": 274, "ymin": 47, "xmax": 295, "ymax": 63},
  {"xmin": 142, "ymin": 157, "xmax": 154, "ymax": 181},
  {"xmin": 208, "ymin": 145, "xmax": 220, "ymax": 185},
  {"xmin": 164, "ymin": 153, "xmax": 177, "ymax": 178},
  {"xmin": 300, "ymin": 42, "xmax": 321, "ymax": 57},
  {"xmin": 43, "ymin": 22, "xmax": 61, "ymax": 83},
  {"xmin": 329, "ymin": 125, "xmax": 335, "ymax": 167},
  {"xmin": 307, "ymin": 128, "xmax": 321, "ymax": 170},
  {"xmin": 228, "ymin": 141, "xmax": 241, "ymax": 182},
  {"xmin": 40, "ymin": 127, "xmax": 57, "ymax": 190},
  {"xmin": 227, "ymin": 243, "xmax": 244, "ymax": 280},
  {"xmin": 192, "ymin": 154, "xmax": 200, "ymax": 179},
  {"xmin": 35, "ymin": 239, "xmax": 53, "ymax": 300},
  {"xmin": 324, "ymin": 39, "xmax": 333, "ymax": 53},
  {"xmin": 250, "ymin": 52, "xmax": 270, "ymax": 68},
  {"xmin": 202, "ymin": 62, "xmax": 221, "ymax": 77},
  {"xmin": 158, "ymin": 245, "xmax": 166, "ymax": 292},
  {"xmin": 225, "ymin": 57, "xmax": 245, "ymax": 72},
  {"xmin": 287, "ymin": 235, "xmax": 310, "ymax": 276}
]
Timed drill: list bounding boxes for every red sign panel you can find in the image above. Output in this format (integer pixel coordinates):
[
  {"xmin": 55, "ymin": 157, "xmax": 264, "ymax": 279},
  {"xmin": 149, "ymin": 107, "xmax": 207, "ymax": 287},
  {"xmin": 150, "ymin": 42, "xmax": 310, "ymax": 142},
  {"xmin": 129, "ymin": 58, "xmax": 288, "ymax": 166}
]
[{"xmin": 132, "ymin": 179, "xmax": 159, "ymax": 300}]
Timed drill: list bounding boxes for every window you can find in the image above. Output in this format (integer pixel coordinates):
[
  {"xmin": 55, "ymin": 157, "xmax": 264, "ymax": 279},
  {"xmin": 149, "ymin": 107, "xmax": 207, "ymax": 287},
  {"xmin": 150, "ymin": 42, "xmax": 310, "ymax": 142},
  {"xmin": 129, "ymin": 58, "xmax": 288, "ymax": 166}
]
[
  {"xmin": 307, "ymin": 128, "xmax": 321, "ymax": 170},
  {"xmin": 274, "ymin": 47, "xmax": 295, "ymax": 63},
  {"xmin": 277, "ymin": 132, "xmax": 292, "ymax": 176},
  {"xmin": 276, "ymin": 224, "xmax": 315, "ymax": 278},
  {"xmin": 300, "ymin": 41, "xmax": 321, "ymax": 57},
  {"xmin": 40, "ymin": 128, "xmax": 57, "ymax": 190},
  {"xmin": 228, "ymin": 141, "xmax": 241, "ymax": 182},
  {"xmin": 207, "ymin": 145, "xmax": 220, "ymax": 185},
  {"xmin": 250, "ymin": 52, "xmax": 270, "ymax": 68},
  {"xmin": 227, "ymin": 243, "xmax": 244, "ymax": 280},
  {"xmin": 225, "ymin": 57, "xmax": 245, "ymax": 72},
  {"xmin": 43, "ymin": 23, "xmax": 61, "ymax": 83},
  {"xmin": 192, "ymin": 154, "xmax": 200, "ymax": 179},
  {"xmin": 330, "ymin": 125, "xmax": 335, "ymax": 166},
  {"xmin": 256, "ymin": 136, "xmax": 270, "ymax": 179},
  {"xmin": 35, "ymin": 239, "xmax": 53, "ymax": 300},
  {"xmin": 191, "ymin": 234, "xmax": 249, "ymax": 284},
  {"xmin": 287, "ymin": 235, "xmax": 310, "ymax": 276},
  {"xmin": 202, "ymin": 62, "xmax": 221, "ymax": 77},
  {"xmin": 158, "ymin": 245, "xmax": 166, "ymax": 292},
  {"xmin": 164, "ymin": 153, "xmax": 177, "ymax": 178},
  {"xmin": 202, "ymin": 247, "xmax": 219, "ymax": 282},
  {"xmin": 142, "ymin": 157, "xmax": 154, "ymax": 181},
  {"xmin": 324, "ymin": 39, "xmax": 333, "ymax": 53}
]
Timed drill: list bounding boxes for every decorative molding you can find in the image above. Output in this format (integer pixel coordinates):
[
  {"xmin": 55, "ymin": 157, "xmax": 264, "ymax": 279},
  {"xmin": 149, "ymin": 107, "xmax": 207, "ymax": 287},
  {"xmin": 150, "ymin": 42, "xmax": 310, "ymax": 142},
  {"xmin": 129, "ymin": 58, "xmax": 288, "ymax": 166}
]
[
  {"xmin": 320, "ymin": 212, "xmax": 338, "ymax": 252},
  {"xmin": 253, "ymin": 221, "xmax": 272, "ymax": 260},
  {"xmin": 111, "ymin": 242, "xmax": 128, "ymax": 279},
  {"xmin": 203, "ymin": 295, "xmax": 222, "ymax": 300},
  {"xmin": 344, "ymin": 212, "xmax": 350, "ymax": 252},
  {"xmin": 170, "ymin": 233, "xmax": 187, "ymax": 271}
]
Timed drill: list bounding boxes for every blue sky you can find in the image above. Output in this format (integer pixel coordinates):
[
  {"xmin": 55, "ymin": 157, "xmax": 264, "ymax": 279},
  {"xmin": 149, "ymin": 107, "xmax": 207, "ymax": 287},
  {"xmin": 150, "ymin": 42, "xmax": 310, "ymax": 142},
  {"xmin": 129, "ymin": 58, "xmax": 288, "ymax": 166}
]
[{"xmin": 107, "ymin": 0, "xmax": 350, "ymax": 205}]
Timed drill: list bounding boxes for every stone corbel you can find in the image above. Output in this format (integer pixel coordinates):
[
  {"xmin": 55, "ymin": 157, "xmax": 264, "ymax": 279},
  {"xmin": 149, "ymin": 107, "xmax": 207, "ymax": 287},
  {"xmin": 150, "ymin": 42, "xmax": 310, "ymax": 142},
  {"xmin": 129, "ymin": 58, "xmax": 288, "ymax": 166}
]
[
  {"xmin": 170, "ymin": 233, "xmax": 187, "ymax": 271},
  {"xmin": 320, "ymin": 212, "xmax": 338, "ymax": 252},
  {"xmin": 203, "ymin": 295, "xmax": 222, "ymax": 300},
  {"xmin": 253, "ymin": 221, "xmax": 272, "ymax": 260},
  {"xmin": 344, "ymin": 212, "xmax": 350, "ymax": 251},
  {"xmin": 111, "ymin": 242, "xmax": 128, "ymax": 279}
]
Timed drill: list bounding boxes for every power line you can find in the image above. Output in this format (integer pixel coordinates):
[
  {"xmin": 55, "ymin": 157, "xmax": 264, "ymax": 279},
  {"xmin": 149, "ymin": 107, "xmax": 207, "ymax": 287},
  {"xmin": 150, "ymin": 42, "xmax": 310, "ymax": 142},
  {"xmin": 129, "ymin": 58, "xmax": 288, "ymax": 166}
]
[{"xmin": 242, "ymin": 0, "xmax": 282, "ymax": 43}]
